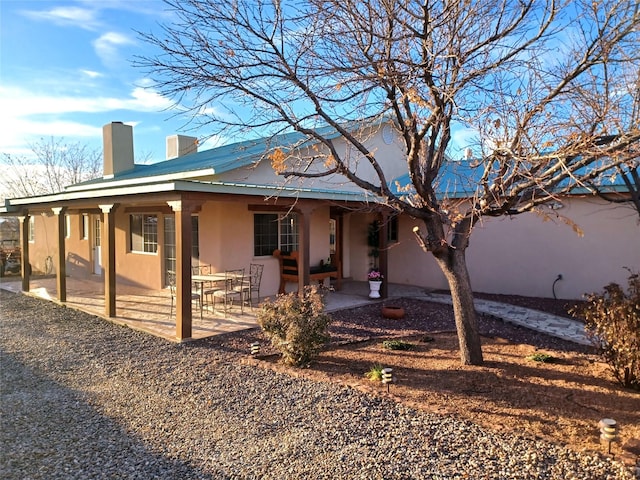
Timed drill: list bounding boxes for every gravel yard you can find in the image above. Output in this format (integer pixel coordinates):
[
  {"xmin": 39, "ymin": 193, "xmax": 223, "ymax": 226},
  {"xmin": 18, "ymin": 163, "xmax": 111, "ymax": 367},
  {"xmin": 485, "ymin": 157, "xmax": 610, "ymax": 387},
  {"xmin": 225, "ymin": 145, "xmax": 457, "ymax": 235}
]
[{"xmin": 1, "ymin": 290, "xmax": 635, "ymax": 479}]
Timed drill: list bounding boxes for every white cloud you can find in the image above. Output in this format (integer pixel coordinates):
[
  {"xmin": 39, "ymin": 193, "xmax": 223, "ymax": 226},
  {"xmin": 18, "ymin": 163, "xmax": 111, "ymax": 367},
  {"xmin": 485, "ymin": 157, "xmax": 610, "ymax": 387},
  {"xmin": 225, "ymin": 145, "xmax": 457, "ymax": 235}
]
[
  {"xmin": 0, "ymin": 84, "xmax": 176, "ymax": 155},
  {"xmin": 81, "ymin": 69, "xmax": 103, "ymax": 79},
  {"xmin": 93, "ymin": 31, "xmax": 136, "ymax": 67},
  {"xmin": 21, "ymin": 6, "xmax": 100, "ymax": 30}
]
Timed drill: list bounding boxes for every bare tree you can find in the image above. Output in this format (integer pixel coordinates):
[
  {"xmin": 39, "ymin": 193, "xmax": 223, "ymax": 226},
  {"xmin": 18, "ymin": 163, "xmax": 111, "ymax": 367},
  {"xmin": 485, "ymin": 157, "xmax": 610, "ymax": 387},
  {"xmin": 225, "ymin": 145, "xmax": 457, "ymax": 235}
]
[
  {"xmin": 138, "ymin": 0, "xmax": 639, "ymax": 365},
  {"xmin": 1, "ymin": 137, "xmax": 102, "ymax": 199}
]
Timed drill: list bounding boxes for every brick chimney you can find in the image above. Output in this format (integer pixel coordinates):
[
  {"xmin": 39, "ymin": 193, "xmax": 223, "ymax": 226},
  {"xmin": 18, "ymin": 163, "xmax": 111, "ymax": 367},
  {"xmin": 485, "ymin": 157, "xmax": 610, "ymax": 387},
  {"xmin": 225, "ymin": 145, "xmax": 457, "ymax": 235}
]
[
  {"xmin": 103, "ymin": 122, "xmax": 134, "ymax": 178},
  {"xmin": 166, "ymin": 134, "xmax": 198, "ymax": 160}
]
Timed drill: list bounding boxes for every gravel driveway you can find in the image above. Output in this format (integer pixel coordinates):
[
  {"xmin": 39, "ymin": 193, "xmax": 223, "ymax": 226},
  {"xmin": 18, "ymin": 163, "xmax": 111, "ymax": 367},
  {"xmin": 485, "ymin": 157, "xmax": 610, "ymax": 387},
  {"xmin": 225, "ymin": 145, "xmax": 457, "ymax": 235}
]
[{"xmin": 0, "ymin": 290, "xmax": 634, "ymax": 480}]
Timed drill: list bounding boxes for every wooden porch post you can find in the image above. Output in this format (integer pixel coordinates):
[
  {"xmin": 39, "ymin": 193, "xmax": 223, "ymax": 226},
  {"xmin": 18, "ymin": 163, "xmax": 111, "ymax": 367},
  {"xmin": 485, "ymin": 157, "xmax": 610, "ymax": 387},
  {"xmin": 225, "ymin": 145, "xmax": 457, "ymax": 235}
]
[
  {"xmin": 51, "ymin": 207, "xmax": 67, "ymax": 302},
  {"xmin": 297, "ymin": 203, "xmax": 314, "ymax": 293},
  {"xmin": 99, "ymin": 204, "xmax": 117, "ymax": 317},
  {"xmin": 168, "ymin": 200, "xmax": 196, "ymax": 341},
  {"xmin": 378, "ymin": 211, "xmax": 389, "ymax": 299},
  {"xmin": 18, "ymin": 215, "xmax": 30, "ymax": 292}
]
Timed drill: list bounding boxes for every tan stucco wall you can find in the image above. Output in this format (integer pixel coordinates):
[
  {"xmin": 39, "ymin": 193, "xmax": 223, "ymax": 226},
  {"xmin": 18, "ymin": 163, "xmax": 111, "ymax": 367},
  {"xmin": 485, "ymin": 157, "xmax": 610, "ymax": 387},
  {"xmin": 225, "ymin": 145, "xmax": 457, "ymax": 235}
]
[
  {"xmin": 466, "ymin": 197, "xmax": 639, "ymax": 299},
  {"xmin": 218, "ymin": 128, "xmax": 407, "ymax": 192},
  {"xmin": 347, "ymin": 212, "xmax": 446, "ymax": 289},
  {"xmin": 348, "ymin": 197, "xmax": 638, "ymax": 300}
]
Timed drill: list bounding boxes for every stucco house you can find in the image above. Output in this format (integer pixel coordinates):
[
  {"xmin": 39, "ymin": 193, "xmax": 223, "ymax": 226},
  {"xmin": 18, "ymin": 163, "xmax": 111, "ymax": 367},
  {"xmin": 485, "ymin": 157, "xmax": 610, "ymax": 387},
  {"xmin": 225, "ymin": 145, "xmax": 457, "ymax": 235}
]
[{"xmin": 1, "ymin": 121, "xmax": 638, "ymax": 341}]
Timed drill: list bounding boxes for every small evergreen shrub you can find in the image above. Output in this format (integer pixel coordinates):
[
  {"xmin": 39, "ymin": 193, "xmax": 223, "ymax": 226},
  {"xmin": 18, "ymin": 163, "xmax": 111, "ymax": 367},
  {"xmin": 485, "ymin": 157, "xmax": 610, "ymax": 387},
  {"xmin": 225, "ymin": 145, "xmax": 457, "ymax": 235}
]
[
  {"xmin": 570, "ymin": 271, "xmax": 640, "ymax": 390},
  {"xmin": 257, "ymin": 286, "xmax": 332, "ymax": 367},
  {"xmin": 382, "ymin": 340, "xmax": 415, "ymax": 351}
]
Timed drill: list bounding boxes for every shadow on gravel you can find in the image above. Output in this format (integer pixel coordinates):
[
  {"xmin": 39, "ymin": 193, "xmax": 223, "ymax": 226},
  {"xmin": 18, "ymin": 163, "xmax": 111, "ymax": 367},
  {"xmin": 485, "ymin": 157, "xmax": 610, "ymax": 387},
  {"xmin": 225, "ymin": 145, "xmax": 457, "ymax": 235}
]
[{"xmin": 0, "ymin": 351, "xmax": 215, "ymax": 480}]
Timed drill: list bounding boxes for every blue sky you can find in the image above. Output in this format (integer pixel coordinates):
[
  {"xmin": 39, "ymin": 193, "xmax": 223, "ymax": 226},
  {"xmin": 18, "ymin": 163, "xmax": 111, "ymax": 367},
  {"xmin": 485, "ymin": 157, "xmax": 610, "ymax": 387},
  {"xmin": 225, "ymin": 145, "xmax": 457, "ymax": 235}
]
[
  {"xmin": 0, "ymin": 0, "xmax": 214, "ymax": 163},
  {"xmin": 0, "ymin": 0, "xmax": 482, "ymax": 167}
]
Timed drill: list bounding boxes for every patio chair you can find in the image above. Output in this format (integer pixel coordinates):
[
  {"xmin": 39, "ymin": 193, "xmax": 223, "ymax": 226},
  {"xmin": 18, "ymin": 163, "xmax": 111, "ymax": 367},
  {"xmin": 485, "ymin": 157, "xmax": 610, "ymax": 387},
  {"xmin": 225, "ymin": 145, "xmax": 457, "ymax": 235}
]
[
  {"xmin": 242, "ymin": 263, "xmax": 264, "ymax": 309},
  {"xmin": 168, "ymin": 270, "xmax": 202, "ymax": 319},
  {"xmin": 212, "ymin": 268, "xmax": 245, "ymax": 317}
]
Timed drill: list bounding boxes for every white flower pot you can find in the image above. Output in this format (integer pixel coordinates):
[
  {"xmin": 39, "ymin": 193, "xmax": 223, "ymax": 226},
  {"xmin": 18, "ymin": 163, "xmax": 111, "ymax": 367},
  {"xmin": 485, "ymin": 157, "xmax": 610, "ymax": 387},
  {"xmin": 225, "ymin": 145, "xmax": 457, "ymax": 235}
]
[{"xmin": 369, "ymin": 280, "xmax": 382, "ymax": 299}]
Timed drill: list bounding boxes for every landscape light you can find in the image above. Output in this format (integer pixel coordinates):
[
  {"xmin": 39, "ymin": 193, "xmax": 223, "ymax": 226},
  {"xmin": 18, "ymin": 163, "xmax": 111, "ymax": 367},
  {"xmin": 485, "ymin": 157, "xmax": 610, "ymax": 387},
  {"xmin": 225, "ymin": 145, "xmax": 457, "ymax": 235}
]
[
  {"xmin": 381, "ymin": 368, "xmax": 394, "ymax": 392},
  {"xmin": 598, "ymin": 418, "xmax": 619, "ymax": 456},
  {"xmin": 250, "ymin": 342, "xmax": 260, "ymax": 356}
]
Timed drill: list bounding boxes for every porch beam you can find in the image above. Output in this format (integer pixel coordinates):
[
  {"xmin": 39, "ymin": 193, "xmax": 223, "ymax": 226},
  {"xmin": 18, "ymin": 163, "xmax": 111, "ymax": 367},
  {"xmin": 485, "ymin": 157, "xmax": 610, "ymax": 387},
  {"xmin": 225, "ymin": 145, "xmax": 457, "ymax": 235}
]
[
  {"xmin": 99, "ymin": 204, "xmax": 117, "ymax": 317},
  {"xmin": 296, "ymin": 203, "xmax": 315, "ymax": 293},
  {"xmin": 378, "ymin": 211, "xmax": 389, "ymax": 299},
  {"xmin": 168, "ymin": 199, "xmax": 199, "ymax": 341},
  {"xmin": 51, "ymin": 207, "xmax": 67, "ymax": 302},
  {"xmin": 18, "ymin": 215, "xmax": 30, "ymax": 292}
]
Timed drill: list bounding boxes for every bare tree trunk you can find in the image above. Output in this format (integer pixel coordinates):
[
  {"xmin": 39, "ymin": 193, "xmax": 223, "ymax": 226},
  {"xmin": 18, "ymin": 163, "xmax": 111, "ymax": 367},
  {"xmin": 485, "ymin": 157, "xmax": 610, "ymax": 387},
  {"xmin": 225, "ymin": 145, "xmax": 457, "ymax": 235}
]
[{"xmin": 434, "ymin": 249, "xmax": 484, "ymax": 365}]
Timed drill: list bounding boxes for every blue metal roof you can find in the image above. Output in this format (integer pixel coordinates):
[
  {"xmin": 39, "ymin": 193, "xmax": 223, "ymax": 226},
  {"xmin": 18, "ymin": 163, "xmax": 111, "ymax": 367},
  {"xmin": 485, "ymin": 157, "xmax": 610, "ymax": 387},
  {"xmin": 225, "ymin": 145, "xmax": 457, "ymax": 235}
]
[{"xmin": 389, "ymin": 159, "xmax": 631, "ymax": 199}]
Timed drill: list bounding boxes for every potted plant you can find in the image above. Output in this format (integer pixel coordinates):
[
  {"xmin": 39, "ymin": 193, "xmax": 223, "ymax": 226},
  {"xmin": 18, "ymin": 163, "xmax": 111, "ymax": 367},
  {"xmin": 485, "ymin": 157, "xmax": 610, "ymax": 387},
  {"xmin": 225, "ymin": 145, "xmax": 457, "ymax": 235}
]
[{"xmin": 368, "ymin": 269, "xmax": 383, "ymax": 298}]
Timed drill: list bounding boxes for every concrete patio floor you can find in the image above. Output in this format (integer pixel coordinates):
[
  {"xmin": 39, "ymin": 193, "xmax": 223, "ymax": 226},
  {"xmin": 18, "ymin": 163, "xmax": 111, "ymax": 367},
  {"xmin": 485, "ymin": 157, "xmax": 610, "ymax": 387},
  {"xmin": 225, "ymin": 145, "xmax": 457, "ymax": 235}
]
[{"xmin": 0, "ymin": 275, "xmax": 400, "ymax": 342}]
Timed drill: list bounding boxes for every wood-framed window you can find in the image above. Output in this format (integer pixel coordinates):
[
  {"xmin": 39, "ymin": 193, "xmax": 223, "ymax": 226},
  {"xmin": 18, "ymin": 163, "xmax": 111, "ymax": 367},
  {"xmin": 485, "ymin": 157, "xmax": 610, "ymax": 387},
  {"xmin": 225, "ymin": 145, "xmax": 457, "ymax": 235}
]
[
  {"xmin": 253, "ymin": 213, "xmax": 299, "ymax": 256},
  {"xmin": 130, "ymin": 214, "xmax": 158, "ymax": 253}
]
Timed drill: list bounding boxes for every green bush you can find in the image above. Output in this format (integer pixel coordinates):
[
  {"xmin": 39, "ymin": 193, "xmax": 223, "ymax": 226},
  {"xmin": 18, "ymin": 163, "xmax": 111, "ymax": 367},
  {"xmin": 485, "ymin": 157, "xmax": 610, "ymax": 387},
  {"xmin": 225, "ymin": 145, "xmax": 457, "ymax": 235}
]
[
  {"xmin": 256, "ymin": 286, "xmax": 332, "ymax": 367},
  {"xmin": 526, "ymin": 353, "xmax": 555, "ymax": 363},
  {"xmin": 570, "ymin": 271, "xmax": 640, "ymax": 390},
  {"xmin": 382, "ymin": 340, "xmax": 415, "ymax": 351}
]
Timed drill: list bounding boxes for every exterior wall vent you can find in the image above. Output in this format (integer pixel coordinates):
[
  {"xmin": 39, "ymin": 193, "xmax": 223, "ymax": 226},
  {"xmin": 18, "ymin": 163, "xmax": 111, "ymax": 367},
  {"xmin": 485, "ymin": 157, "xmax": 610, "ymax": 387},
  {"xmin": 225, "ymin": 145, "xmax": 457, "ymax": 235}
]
[{"xmin": 166, "ymin": 135, "xmax": 198, "ymax": 160}]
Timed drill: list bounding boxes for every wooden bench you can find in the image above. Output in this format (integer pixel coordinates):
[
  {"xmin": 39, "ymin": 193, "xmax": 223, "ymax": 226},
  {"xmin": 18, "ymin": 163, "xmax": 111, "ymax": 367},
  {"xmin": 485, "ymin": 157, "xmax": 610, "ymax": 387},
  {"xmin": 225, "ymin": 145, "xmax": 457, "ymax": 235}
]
[{"xmin": 273, "ymin": 250, "xmax": 341, "ymax": 294}]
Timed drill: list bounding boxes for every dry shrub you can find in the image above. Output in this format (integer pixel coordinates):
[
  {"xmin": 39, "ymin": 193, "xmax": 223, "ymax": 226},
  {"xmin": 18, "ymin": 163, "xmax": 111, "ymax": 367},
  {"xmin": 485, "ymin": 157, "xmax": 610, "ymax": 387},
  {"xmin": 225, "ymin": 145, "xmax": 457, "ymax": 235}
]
[
  {"xmin": 571, "ymin": 270, "xmax": 640, "ymax": 390},
  {"xmin": 257, "ymin": 286, "xmax": 331, "ymax": 367}
]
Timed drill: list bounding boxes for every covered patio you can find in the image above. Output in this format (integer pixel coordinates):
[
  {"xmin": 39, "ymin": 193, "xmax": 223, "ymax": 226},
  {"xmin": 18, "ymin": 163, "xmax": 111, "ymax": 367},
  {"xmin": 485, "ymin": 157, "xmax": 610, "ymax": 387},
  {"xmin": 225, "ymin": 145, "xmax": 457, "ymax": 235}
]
[{"xmin": 0, "ymin": 276, "xmax": 386, "ymax": 342}]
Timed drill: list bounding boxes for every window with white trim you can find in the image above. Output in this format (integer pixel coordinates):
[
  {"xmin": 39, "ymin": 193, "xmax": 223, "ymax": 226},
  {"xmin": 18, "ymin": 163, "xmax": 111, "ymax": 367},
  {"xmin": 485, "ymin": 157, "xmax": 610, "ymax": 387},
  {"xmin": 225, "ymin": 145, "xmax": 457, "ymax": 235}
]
[
  {"xmin": 81, "ymin": 214, "xmax": 89, "ymax": 240},
  {"xmin": 130, "ymin": 214, "xmax": 158, "ymax": 253},
  {"xmin": 253, "ymin": 213, "xmax": 299, "ymax": 256},
  {"xmin": 28, "ymin": 216, "xmax": 35, "ymax": 242},
  {"xmin": 65, "ymin": 214, "xmax": 71, "ymax": 239}
]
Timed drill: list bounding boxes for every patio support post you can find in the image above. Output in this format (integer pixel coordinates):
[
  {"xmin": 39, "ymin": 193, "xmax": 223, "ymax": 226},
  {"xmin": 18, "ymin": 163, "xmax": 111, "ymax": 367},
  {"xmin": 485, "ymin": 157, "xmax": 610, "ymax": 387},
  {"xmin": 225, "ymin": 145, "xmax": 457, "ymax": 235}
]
[
  {"xmin": 169, "ymin": 199, "xmax": 196, "ymax": 341},
  {"xmin": 297, "ymin": 203, "xmax": 314, "ymax": 294},
  {"xmin": 378, "ymin": 211, "xmax": 389, "ymax": 299},
  {"xmin": 17, "ymin": 215, "xmax": 30, "ymax": 292},
  {"xmin": 99, "ymin": 204, "xmax": 117, "ymax": 317},
  {"xmin": 52, "ymin": 207, "xmax": 67, "ymax": 302}
]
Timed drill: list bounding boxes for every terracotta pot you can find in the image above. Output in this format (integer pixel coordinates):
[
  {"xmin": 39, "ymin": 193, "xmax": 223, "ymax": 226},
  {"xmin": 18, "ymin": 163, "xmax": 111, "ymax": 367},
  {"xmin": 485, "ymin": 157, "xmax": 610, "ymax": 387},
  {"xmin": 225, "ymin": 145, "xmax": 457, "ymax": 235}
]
[{"xmin": 382, "ymin": 305, "xmax": 405, "ymax": 320}]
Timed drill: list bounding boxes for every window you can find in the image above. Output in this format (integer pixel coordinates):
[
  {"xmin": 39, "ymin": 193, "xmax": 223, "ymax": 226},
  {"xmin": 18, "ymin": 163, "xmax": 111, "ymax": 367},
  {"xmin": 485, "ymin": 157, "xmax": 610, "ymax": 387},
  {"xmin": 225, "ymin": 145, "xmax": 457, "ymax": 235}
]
[
  {"xmin": 191, "ymin": 215, "xmax": 199, "ymax": 261},
  {"xmin": 130, "ymin": 214, "xmax": 158, "ymax": 253},
  {"xmin": 253, "ymin": 213, "xmax": 298, "ymax": 256},
  {"xmin": 28, "ymin": 217, "xmax": 35, "ymax": 242},
  {"xmin": 81, "ymin": 214, "xmax": 89, "ymax": 240},
  {"xmin": 65, "ymin": 215, "xmax": 71, "ymax": 239},
  {"xmin": 387, "ymin": 216, "xmax": 399, "ymax": 243}
]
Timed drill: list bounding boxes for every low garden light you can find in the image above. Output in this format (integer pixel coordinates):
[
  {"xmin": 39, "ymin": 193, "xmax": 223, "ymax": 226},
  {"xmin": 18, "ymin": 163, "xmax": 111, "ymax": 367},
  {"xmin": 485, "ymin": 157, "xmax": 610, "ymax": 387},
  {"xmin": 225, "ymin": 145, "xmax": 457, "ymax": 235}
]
[
  {"xmin": 381, "ymin": 368, "xmax": 394, "ymax": 392},
  {"xmin": 598, "ymin": 418, "xmax": 619, "ymax": 455},
  {"xmin": 250, "ymin": 342, "xmax": 261, "ymax": 356}
]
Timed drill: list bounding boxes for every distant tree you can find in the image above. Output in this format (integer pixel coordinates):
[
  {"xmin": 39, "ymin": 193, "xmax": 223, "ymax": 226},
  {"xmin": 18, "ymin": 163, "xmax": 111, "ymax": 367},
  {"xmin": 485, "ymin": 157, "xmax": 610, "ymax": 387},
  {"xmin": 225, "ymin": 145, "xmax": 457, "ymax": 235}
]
[
  {"xmin": 139, "ymin": 0, "xmax": 639, "ymax": 365},
  {"xmin": 0, "ymin": 137, "xmax": 102, "ymax": 199}
]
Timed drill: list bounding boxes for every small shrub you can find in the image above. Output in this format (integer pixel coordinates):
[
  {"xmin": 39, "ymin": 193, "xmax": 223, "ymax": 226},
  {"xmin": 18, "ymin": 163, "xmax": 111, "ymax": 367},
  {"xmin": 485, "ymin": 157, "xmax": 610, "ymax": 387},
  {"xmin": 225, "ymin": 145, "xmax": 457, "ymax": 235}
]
[
  {"xmin": 365, "ymin": 364, "xmax": 384, "ymax": 381},
  {"xmin": 526, "ymin": 353, "xmax": 555, "ymax": 363},
  {"xmin": 256, "ymin": 285, "xmax": 332, "ymax": 367},
  {"xmin": 382, "ymin": 340, "xmax": 415, "ymax": 351},
  {"xmin": 570, "ymin": 270, "xmax": 640, "ymax": 390}
]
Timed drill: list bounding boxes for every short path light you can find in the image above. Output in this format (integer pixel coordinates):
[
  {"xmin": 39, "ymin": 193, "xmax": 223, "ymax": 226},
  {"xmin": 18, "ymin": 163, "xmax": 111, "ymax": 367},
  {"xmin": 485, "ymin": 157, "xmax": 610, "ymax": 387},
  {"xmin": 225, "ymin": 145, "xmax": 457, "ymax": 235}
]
[
  {"xmin": 599, "ymin": 418, "xmax": 619, "ymax": 455},
  {"xmin": 250, "ymin": 342, "xmax": 261, "ymax": 356},
  {"xmin": 381, "ymin": 368, "xmax": 394, "ymax": 392}
]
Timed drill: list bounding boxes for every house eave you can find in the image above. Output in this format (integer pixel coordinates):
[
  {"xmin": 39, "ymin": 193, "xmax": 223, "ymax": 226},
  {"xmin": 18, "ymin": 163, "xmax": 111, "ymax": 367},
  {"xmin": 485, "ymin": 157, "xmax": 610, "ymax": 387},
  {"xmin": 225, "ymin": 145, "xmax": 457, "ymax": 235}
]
[{"xmin": 0, "ymin": 179, "xmax": 376, "ymax": 214}]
